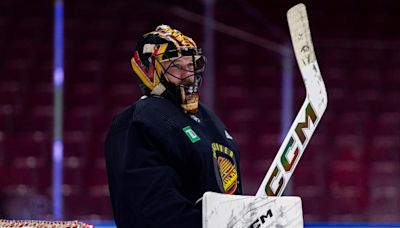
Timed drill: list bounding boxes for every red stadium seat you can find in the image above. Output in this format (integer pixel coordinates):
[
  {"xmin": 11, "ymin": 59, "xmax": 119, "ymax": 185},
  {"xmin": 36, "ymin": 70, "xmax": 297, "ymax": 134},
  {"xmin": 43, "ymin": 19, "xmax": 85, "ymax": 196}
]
[
  {"xmin": 65, "ymin": 83, "xmax": 100, "ymax": 108},
  {"xmin": 216, "ymin": 86, "xmax": 251, "ymax": 112},
  {"xmin": 103, "ymin": 83, "xmax": 140, "ymax": 110},
  {"xmin": 1, "ymin": 0, "xmax": 400, "ymax": 222},
  {"xmin": 255, "ymin": 133, "xmax": 280, "ymax": 158},
  {"xmin": 216, "ymin": 64, "xmax": 245, "ymax": 87},
  {"xmin": 366, "ymin": 135, "xmax": 400, "ymax": 162},
  {"xmin": 25, "ymin": 82, "xmax": 53, "ymax": 107},
  {"xmin": 3, "ymin": 132, "xmax": 49, "ymax": 168},
  {"xmin": 0, "ymin": 81, "xmax": 21, "ymax": 107},
  {"xmin": 0, "ymin": 105, "xmax": 23, "ymax": 132},
  {"xmin": 326, "ymin": 148, "xmax": 368, "ymax": 218},
  {"xmin": 64, "ymin": 106, "xmax": 98, "ymax": 132},
  {"xmin": 63, "ymin": 131, "xmax": 90, "ymax": 160},
  {"xmin": 63, "ymin": 195, "xmax": 94, "ymax": 219},
  {"xmin": 87, "ymin": 133, "xmax": 106, "ymax": 166},
  {"xmin": 3, "ymin": 167, "xmax": 40, "ymax": 189},
  {"xmin": 13, "ymin": 106, "xmax": 53, "ymax": 132}
]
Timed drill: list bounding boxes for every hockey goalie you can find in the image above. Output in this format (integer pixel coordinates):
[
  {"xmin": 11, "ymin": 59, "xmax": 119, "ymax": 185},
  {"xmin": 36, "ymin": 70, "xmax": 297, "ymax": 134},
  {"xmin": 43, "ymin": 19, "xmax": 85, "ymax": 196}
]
[{"xmin": 104, "ymin": 3, "xmax": 327, "ymax": 228}]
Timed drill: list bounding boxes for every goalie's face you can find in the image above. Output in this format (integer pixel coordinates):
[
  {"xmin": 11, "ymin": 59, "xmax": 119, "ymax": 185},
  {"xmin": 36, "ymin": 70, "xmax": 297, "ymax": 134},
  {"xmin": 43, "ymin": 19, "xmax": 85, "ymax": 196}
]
[
  {"xmin": 161, "ymin": 56, "xmax": 196, "ymax": 86},
  {"xmin": 158, "ymin": 54, "xmax": 205, "ymax": 113}
]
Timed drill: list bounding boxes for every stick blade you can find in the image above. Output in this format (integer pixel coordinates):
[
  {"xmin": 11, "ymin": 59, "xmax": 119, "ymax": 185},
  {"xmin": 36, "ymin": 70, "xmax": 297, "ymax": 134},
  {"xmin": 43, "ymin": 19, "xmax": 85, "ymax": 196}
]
[{"xmin": 287, "ymin": 3, "xmax": 316, "ymax": 69}]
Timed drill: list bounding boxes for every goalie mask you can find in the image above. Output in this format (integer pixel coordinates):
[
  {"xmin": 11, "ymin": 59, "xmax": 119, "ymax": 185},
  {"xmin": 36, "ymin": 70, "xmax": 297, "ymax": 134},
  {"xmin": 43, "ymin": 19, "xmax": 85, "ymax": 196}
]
[{"xmin": 131, "ymin": 25, "xmax": 206, "ymax": 113}]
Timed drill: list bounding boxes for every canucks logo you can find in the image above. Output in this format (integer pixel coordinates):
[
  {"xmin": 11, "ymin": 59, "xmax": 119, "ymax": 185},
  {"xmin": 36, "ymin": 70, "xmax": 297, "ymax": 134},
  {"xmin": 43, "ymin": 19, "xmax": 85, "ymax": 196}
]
[{"xmin": 211, "ymin": 143, "xmax": 238, "ymax": 194}]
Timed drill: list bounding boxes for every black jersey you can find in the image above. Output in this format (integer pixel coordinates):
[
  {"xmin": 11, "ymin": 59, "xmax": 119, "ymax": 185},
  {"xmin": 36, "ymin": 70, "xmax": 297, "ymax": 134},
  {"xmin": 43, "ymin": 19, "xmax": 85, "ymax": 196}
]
[{"xmin": 105, "ymin": 96, "xmax": 242, "ymax": 228}]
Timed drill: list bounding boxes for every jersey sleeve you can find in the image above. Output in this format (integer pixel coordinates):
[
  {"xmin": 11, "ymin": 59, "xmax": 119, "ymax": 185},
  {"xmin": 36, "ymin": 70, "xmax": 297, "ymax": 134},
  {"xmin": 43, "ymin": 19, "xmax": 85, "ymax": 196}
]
[{"xmin": 105, "ymin": 119, "xmax": 202, "ymax": 228}]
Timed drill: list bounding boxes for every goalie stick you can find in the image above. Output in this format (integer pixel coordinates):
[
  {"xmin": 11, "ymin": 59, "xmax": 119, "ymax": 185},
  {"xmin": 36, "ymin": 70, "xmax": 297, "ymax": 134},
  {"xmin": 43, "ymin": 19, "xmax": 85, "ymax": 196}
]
[{"xmin": 256, "ymin": 3, "xmax": 328, "ymax": 197}]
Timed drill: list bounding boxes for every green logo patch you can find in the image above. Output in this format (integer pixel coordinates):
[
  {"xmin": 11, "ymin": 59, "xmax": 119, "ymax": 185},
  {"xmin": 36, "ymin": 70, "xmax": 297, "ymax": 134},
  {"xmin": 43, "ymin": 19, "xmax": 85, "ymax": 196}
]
[{"xmin": 182, "ymin": 126, "xmax": 200, "ymax": 143}]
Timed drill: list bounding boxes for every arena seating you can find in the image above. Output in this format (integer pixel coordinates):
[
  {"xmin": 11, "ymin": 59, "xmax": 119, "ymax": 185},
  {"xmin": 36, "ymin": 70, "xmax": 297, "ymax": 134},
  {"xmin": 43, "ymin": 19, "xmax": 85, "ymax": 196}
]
[{"xmin": 0, "ymin": 0, "xmax": 399, "ymax": 222}]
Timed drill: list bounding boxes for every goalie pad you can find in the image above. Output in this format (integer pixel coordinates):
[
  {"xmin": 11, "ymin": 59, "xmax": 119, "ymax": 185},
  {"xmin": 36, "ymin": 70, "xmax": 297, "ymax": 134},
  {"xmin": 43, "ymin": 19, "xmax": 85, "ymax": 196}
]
[{"xmin": 202, "ymin": 192, "xmax": 303, "ymax": 228}]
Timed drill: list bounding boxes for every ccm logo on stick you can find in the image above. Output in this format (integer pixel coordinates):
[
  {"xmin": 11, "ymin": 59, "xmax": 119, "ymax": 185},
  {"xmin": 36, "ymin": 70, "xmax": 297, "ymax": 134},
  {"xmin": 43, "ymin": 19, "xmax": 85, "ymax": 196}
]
[{"xmin": 265, "ymin": 102, "xmax": 317, "ymax": 196}]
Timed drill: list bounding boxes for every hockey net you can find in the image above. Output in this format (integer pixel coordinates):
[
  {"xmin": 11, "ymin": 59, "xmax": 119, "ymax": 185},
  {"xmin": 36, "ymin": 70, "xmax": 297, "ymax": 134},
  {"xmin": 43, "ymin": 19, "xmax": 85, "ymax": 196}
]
[{"xmin": 0, "ymin": 219, "xmax": 94, "ymax": 228}]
